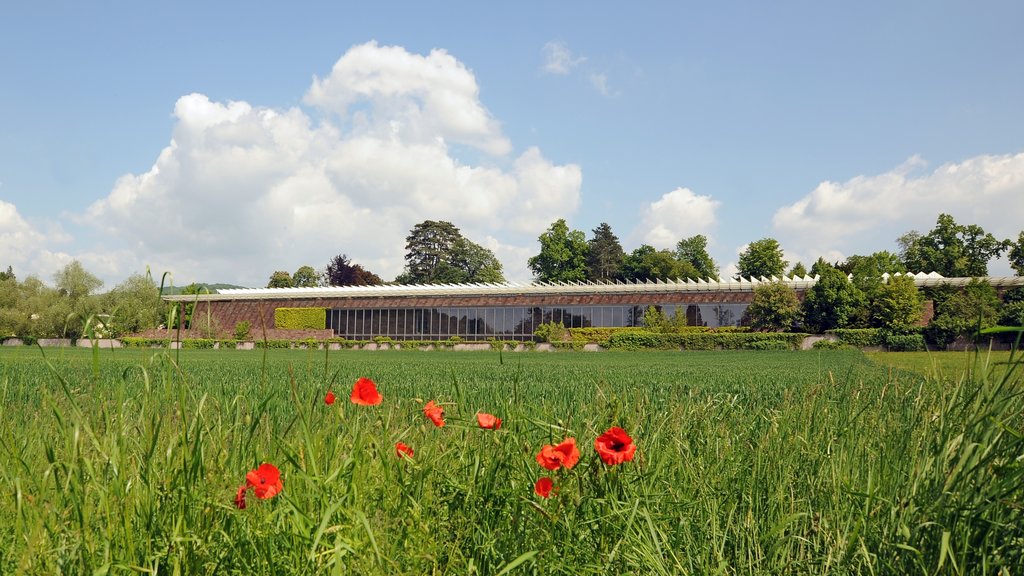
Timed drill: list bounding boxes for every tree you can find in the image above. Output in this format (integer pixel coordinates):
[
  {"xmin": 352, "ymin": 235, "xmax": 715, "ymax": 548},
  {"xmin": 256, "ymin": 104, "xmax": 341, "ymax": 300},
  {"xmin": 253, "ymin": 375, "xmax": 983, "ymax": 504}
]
[
  {"xmin": 292, "ymin": 266, "xmax": 318, "ymax": 288},
  {"xmin": 102, "ymin": 272, "xmax": 163, "ymax": 336},
  {"xmin": 926, "ymin": 279, "xmax": 1001, "ymax": 347},
  {"xmin": 898, "ymin": 213, "xmax": 1010, "ymax": 276},
  {"xmin": 399, "ymin": 220, "xmax": 504, "ymax": 284},
  {"xmin": 324, "ymin": 254, "xmax": 383, "ymax": 286},
  {"xmin": 872, "ymin": 275, "xmax": 923, "ymax": 334},
  {"xmin": 0, "ymin": 266, "xmax": 13, "ymax": 282},
  {"xmin": 746, "ymin": 282, "xmax": 800, "ymax": 332},
  {"xmin": 54, "ymin": 260, "xmax": 102, "ymax": 301},
  {"xmin": 737, "ymin": 238, "xmax": 787, "ymax": 279},
  {"xmin": 841, "ymin": 251, "xmax": 907, "ymax": 327},
  {"xmin": 586, "ymin": 223, "xmax": 625, "ymax": 282},
  {"xmin": 675, "ymin": 235, "xmax": 719, "ymax": 280},
  {"xmin": 267, "ymin": 271, "xmax": 293, "ymax": 288},
  {"xmin": 528, "ymin": 219, "xmax": 589, "ymax": 283},
  {"xmin": 1009, "ymin": 231, "xmax": 1024, "ymax": 276},
  {"xmin": 788, "ymin": 262, "xmax": 808, "ymax": 278},
  {"xmin": 621, "ymin": 245, "xmax": 698, "ymax": 282},
  {"xmin": 801, "ymin": 262, "xmax": 864, "ymax": 332}
]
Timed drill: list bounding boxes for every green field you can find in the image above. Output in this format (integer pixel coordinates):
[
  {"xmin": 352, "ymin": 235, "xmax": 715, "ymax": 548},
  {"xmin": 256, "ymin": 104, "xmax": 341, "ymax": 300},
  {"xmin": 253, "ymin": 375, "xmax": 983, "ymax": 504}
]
[{"xmin": 0, "ymin": 347, "xmax": 1021, "ymax": 574}]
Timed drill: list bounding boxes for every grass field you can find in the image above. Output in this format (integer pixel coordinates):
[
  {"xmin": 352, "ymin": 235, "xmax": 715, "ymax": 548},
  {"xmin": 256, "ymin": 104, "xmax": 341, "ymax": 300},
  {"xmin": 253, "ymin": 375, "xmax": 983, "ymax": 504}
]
[{"xmin": 0, "ymin": 346, "xmax": 1021, "ymax": 574}]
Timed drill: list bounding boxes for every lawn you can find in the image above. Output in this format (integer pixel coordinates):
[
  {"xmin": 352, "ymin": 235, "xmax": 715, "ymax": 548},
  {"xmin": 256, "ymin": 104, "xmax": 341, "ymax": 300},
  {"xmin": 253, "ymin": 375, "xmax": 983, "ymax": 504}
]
[{"xmin": 0, "ymin": 346, "xmax": 1020, "ymax": 574}]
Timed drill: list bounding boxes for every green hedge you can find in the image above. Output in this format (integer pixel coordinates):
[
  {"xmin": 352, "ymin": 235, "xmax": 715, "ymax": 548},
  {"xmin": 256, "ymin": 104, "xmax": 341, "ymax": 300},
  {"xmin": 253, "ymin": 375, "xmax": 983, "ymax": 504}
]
[
  {"xmin": 883, "ymin": 333, "xmax": 927, "ymax": 352},
  {"xmin": 274, "ymin": 307, "xmax": 326, "ymax": 330},
  {"xmin": 605, "ymin": 331, "xmax": 807, "ymax": 351},
  {"xmin": 826, "ymin": 328, "xmax": 883, "ymax": 347}
]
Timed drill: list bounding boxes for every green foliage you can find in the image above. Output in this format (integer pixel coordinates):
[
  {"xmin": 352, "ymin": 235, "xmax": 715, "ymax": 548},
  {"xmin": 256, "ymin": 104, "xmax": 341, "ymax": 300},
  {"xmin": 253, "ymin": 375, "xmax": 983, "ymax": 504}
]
[
  {"xmin": 1010, "ymin": 231, "xmax": 1024, "ymax": 276},
  {"xmin": 101, "ymin": 272, "xmax": 163, "ymax": 336},
  {"xmin": 291, "ymin": 265, "xmax": 318, "ymax": 288},
  {"xmin": 827, "ymin": 328, "xmax": 883, "ymax": 347},
  {"xmin": 898, "ymin": 213, "xmax": 1010, "ymax": 276},
  {"xmin": 53, "ymin": 260, "xmax": 103, "ymax": 300},
  {"xmin": 566, "ymin": 327, "xmax": 648, "ymax": 345},
  {"xmin": 883, "ymin": 332, "xmax": 927, "ymax": 352},
  {"xmin": 533, "ymin": 320, "xmax": 567, "ymax": 343},
  {"xmin": 747, "ymin": 282, "xmax": 801, "ymax": 332},
  {"xmin": 675, "ymin": 234, "xmax": 719, "ymax": 279},
  {"xmin": 233, "ymin": 321, "xmax": 251, "ymax": 340},
  {"xmin": 788, "ymin": 261, "xmax": 808, "ymax": 277},
  {"xmin": 926, "ymin": 279, "xmax": 1001, "ymax": 347},
  {"xmin": 1000, "ymin": 301, "xmax": 1024, "ymax": 326},
  {"xmin": 605, "ymin": 330, "xmax": 806, "ymax": 350},
  {"xmin": 621, "ymin": 245, "xmax": 698, "ymax": 282},
  {"xmin": 274, "ymin": 307, "xmax": 326, "ymax": 330},
  {"xmin": 181, "ymin": 338, "xmax": 216, "ymax": 349},
  {"xmin": 398, "ymin": 221, "xmax": 504, "ymax": 284},
  {"xmin": 802, "ymin": 262, "xmax": 864, "ymax": 332},
  {"xmin": 872, "ymin": 275, "xmax": 923, "ymax": 333},
  {"xmin": 527, "ymin": 218, "xmax": 589, "ymax": 282},
  {"xmin": 324, "ymin": 254, "xmax": 384, "ymax": 286},
  {"xmin": 0, "ymin": 265, "xmax": 13, "ymax": 281},
  {"xmin": 267, "ymin": 270, "xmax": 294, "ymax": 288},
  {"xmin": 737, "ymin": 238, "xmax": 788, "ymax": 279},
  {"xmin": 812, "ymin": 339, "xmax": 847, "ymax": 350},
  {"xmin": 586, "ymin": 222, "xmax": 625, "ymax": 282}
]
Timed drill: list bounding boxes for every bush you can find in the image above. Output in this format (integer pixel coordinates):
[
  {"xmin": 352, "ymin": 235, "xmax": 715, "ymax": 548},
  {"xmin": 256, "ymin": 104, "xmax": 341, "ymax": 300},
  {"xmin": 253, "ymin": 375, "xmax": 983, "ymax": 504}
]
[
  {"xmin": 883, "ymin": 333, "xmax": 926, "ymax": 352},
  {"xmin": 745, "ymin": 339, "xmax": 793, "ymax": 351},
  {"xmin": 826, "ymin": 328, "xmax": 883, "ymax": 347},
  {"xmin": 274, "ymin": 307, "xmax": 326, "ymax": 330},
  {"xmin": 233, "ymin": 321, "xmax": 251, "ymax": 340},
  {"xmin": 605, "ymin": 330, "xmax": 805, "ymax": 351},
  {"xmin": 181, "ymin": 338, "xmax": 215, "ymax": 349},
  {"xmin": 812, "ymin": 339, "xmax": 847, "ymax": 350}
]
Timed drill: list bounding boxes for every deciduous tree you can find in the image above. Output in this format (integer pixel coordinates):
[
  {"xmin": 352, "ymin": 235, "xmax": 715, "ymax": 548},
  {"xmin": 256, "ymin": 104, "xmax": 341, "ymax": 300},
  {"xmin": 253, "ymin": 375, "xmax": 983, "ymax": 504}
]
[
  {"xmin": 267, "ymin": 271, "xmax": 293, "ymax": 288},
  {"xmin": 746, "ymin": 282, "xmax": 800, "ymax": 332},
  {"xmin": 802, "ymin": 262, "xmax": 864, "ymax": 332},
  {"xmin": 528, "ymin": 219, "xmax": 589, "ymax": 283},
  {"xmin": 737, "ymin": 238, "xmax": 787, "ymax": 280},
  {"xmin": 675, "ymin": 235, "xmax": 719, "ymax": 280},
  {"xmin": 292, "ymin": 265, "xmax": 318, "ymax": 288},
  {"xmin": 1009, "ymin": 231, "xmax": 1024, "ymax": 276},
  {"xmin": 872, "ymin": 275, "xmax": 923, "ymax": 334},
  {"xmin": 898, "ymin": 213, "xmax": 1009, "ymax": 276},
  {"xmin": 324, "ymin": 254, "xmax": 383, "ymax": 286},
  {"xmin": 621, "ymin": 245, "xmax": 698, "ymax": 282}
]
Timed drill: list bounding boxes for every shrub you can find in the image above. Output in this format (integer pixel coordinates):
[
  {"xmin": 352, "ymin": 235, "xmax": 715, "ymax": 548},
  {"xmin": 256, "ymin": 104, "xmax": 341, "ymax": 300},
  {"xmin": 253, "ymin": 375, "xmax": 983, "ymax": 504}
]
[
  {"xmin": 747, "ymin": 282, "xmax": 801, "ymax": 332},
  {"xmin": 745, "ymin": 339, "xmax": 793, "ymax": 351},
  {"xmin": 233, "ymin": 321, "xmax": 251, "ymax": 340},
  {"xmin": 605, "ymin": 330, "xmax": 805, "ymax": 351},
  {"xmin": 812, "ymin": 339, "xmax": 847, "ymax": 350},
  {"xmin": 827, "ymin": 328, "xmax": 883, "ymax": 347},
  {"xmin": 533, "ymin": 321, "xmax": 567, "ymax": 342},
  {"xmin": 274, "ymin": 307, "xmax": 326, "ymax": 330},
  {"xmin": 181, "ymin": 338, "xmax": 215, "ymax": 349},
  {"xmin": 883, "ymin": 333, "xmax": 926, "ymax": 352}
]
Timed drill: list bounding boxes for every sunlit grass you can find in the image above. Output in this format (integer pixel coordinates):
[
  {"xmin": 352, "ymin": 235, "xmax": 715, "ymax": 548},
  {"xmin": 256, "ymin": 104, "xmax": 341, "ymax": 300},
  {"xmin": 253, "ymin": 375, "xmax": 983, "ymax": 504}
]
[{"xmin": 0, "ymin": 347, "xmax": 1021, "ymax": 574}]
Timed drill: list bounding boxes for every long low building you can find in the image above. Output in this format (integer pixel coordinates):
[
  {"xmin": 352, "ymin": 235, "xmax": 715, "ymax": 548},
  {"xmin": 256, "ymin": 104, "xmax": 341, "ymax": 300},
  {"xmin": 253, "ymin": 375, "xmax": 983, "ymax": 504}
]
[{"xmin": 162, "ymin": 273, "xmax": 1024, "ymax": 341}]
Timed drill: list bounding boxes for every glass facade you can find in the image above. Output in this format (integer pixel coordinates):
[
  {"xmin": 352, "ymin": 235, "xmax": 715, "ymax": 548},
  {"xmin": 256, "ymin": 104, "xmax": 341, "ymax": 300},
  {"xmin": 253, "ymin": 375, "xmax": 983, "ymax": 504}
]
[{"xmin": 326, "ymin": 303, "xmax": 749, "ymax": 340}]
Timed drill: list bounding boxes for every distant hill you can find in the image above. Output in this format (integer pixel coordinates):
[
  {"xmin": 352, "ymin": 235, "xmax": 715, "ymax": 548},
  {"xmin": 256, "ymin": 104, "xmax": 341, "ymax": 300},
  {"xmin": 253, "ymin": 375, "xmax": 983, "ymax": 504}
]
[{"xmin": 159, "ymin": 283, "xmax": 248, "ymax": 295}]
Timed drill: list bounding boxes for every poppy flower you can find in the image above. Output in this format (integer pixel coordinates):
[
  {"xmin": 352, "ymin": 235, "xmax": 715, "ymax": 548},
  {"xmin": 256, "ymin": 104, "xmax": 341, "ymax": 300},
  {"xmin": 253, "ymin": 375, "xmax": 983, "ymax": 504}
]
[
  {"xmin": 423, "ymin": 400, "xmax": 445, "ymax": 427},
  {"xmin": 534, "ymin": 477, "xmax": 554, "ymax": 498},
  {"xmin": 234, "ymin": 485, "xmax": 247, "ymax": 509},
  {"xmin": 594, "ymin": 427, "xmax": 636, "ymax": 466},
  {"xmin": 395, "ymin": 442, "xmax": 414, "ymax": 459},
  {"xmin": 476, "ymin": 412, "xmax": 502, "ymax": 430},
  {"xmin": 245, "ymin": 463, "xmax": 283, "ymax": 500},
  {"xmin": 536, "ymin": 437, "xmax": 580, "ymax": 471},
  {"xmin": 324, "ymin": 390, "xmax": 336, "ymax": 405},
  {"xmin": 350, "ymin": 377, "xmax": 383, "ymax": 406}
]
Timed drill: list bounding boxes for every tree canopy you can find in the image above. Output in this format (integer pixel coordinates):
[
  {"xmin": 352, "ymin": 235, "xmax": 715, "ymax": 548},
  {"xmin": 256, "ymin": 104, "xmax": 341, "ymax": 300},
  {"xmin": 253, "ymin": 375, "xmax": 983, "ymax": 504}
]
[
  {"xmin": 324, "ymin": 254, "xmax": 383, "ymax": 286},
  {"xmin": 746, "ymin": 282, "xmax": 800, "ymax": 332},
  {"xmin": 801, "ymin": 261, "xmax": 864, "ymax": 332},
  {"xmin": 292, "ymin": 266, "xmax": 319, "ymax": 288},
  {"xmin": 586, "ymin": 223, "xmax": 625, "ymax": 282},
  {"xmin": 621, "ymin": 245, "xmax": 698, "ymax": 282},
  {"xmin": 675, "ymin": 235, "xmax": 719, "ymax": 280},
  {"xmin": 528, "ymin": 219, "xmax": 589, "ymax": 283},
  {"xmin": 399, "ymin": 220, "xmax": 504, "ymax": 284},
  {"xmin": 1009, "ymin": 231, "xmax": 1024, "ymax": 276},
  {"xmin": 737, "ymin": 239, "xmax": 788, "ymax": 280},
  {"xmin": 898, "ymin": 213, "xmax": 1010, "ymax": 276}
]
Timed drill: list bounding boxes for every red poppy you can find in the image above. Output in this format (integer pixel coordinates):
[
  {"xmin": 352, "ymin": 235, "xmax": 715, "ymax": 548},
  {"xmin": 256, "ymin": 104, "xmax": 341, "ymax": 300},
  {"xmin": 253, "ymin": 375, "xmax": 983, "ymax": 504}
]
[
  {"xmin": 423, "ymin": 400, "xmax": 445, "ymax": 427},
  {"xmin": 476, "ymin": 412, "xmax": 502, "ymax": 430},
  {"xmin": 534, "ymin": 477, "xmax": 554, "ymax": 498},
  {"xmin": 536, "ymin": 437, "xmax": 580, "ymax": 471},
  {"xmin": 245, "ymin": 463, "xmax": 283, "ymax": 500},
  {"xmin": 350, "ymin": 377, "xmax": 383, "ymax": 406},
  {"xmin": 395, "ymin": 442, "xmax": 414, "ymax": 459},
  {"xmin": 324, "ymin": 390, "xmax": 336, "ymax": 405},
  {"xmin": 234, "ymin": 485, "xmax": 247, "ymax": 509},
  {"xmin": 594, "ymin": 427, "xmax": 636, "ymax": 466}
]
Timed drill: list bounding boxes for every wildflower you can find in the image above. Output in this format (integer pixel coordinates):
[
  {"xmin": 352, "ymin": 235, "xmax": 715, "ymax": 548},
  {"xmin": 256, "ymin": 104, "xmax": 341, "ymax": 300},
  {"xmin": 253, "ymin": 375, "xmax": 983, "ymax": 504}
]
[
  {"xmin": 594, "ymin": 427, "xmax": 636, "ymax": 466},
  {"xmin": 234, "ymin": 485, "xmax": 247, "ymax": 509},
  {"xmin": 350, "ymin": 377, "xmax": 383, "ymax": 406},
  {"xmin": 245, "ymin": 463, "xmax": 283, "ymax": 500},
  {"xmin": 476, "ymin": 412, "xmax": 502, "ymax": 430},
  {"xmin": 395, "ymin": 442, "xmax": 414, "ymax": 459},
  {"xmin": 534, "ymin": 477, "xmax": 554, "ymax": 498},
  {"xmin": 536, "ymin": 437, "xmax": 580, "ymax": 471},
  {"xmin": 324, "ymin": 390, "xmax": 336, "ymax": 405},
  {"xmin": 423, "ymin": 400, "xmax": 445, "ymax": 427}
]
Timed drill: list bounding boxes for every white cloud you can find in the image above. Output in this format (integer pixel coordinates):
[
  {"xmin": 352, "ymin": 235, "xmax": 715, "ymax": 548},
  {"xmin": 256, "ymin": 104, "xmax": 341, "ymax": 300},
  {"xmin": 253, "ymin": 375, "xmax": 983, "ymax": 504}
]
[
  {"xmin": 773, "ymin": 152, "xmax": 1024, "ymax": 268},
  {"xmin": 634, "ymin": 187, "xmax": 721, "ymax": 249},
  {"xmin": 82, "ymin": 42, "xmax": 582, "ymax": 287},
  {"xmin": 589, "ymin": 73, "xmax": 613, "ymax": 97},
  {"xmin": 0, "ymin": 200, "xmax": 48, "ymax": 273},
  {"xmin": 541, "ymin": 41, "xmax": 586, "ymax": 75}
]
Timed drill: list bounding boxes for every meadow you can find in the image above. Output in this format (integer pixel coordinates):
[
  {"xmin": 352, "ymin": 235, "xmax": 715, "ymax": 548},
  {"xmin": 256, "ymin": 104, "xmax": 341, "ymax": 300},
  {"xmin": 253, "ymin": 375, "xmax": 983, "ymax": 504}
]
[{"xmin": 0, "ymin": 346, "xmax": 1021, "ymax": 575}]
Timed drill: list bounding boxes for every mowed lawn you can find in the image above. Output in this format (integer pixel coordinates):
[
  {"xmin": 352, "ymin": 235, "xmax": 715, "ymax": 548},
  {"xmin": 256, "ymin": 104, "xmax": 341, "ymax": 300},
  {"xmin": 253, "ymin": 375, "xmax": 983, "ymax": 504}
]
[{"xmin": 0, "ymin": 346, "xmax": 1020, "ymax": 574}]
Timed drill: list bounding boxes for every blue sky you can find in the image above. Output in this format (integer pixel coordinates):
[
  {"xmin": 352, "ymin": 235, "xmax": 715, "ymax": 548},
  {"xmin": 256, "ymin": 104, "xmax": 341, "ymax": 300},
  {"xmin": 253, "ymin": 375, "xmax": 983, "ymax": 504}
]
[{"xmin": 2, "ymin": 1, "xmax": 1022, "ymax": 288}]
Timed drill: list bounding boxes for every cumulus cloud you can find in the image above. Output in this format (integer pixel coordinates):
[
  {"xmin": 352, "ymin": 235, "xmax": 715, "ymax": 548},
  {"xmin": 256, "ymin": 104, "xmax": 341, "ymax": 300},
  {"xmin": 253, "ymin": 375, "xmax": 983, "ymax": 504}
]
[
  {"xmin": 0, "ymin": 200, "xmax": 48, "ymax": 272},
  {"xmin": 541, "ymin": 41, "xmax": 586, "ymax": 75},
  {"xmin": 773, "ymin": 152, "xmax": 1024, "ymax": 266},
  {"xmin": 83, "ymin": 42, "xmax": 581, "ymax": 286},
  {"xmin": 634, "ymin": 187, "xmax": 721, "ymax": 249}
]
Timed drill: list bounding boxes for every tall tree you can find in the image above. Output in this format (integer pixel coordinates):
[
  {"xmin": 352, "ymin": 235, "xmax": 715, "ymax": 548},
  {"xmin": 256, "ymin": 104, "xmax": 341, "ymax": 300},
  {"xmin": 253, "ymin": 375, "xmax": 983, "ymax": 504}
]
[
  {"xmin": 737, "ymin": 238, "xmax": 788, "ymax": 279},
  {"xmin": 528, "ymin": 219, "xmax": 589, "ymax": 282},
  {"xmin": 401, "ymin": 220, "xmax": 463, "ymax": 283},
  {"xmin": 54, "ymin": 260, "xmax": 102, "ymax": 300},
  {"xmin": 788, "ymin": 262, "xmax": 808, "ymax": 278},
  {"xmin": 621, "ymin": 245, "xmax": 698, "ymax": 282},
  {"xmin": 449, "ymin": 238, "xmax": 505, "ymax": 283},
  {"xmin": 801, "ymin": 261, "xmax": 864, "ymax": 332},
  {"xmin": 1009, "ymin": 231, "xmax": 1024, "ymax": 276},
  {"xmin": 324, "ymin": 254, "xmax": 383, "ymax": 286},
  {"xmin": 0, "ymin": 266, "xmax": 14, "ymax": 282},
  {"xmin": 267, "ymin": 271, "xmax": 293, "ymax": 288},
  {"xmin": 746, "ymin": 282, "xmax": 801, "ymax": 332},
  {"xmin": 898, "ymin": 213, "xmax": 1010, "ymax": 276},
  {"xmin": 586, "ymin": 223, "xmax": 625, "ymax": 282},
  {"xmin": 675, "ymin": 235, "xmax": 719, "ymax": 280},
  {"xmin": 872, "ymin": 275, "xmax": 923, "ymax": 334},
  {"xmin": 292, "ymin": 265, "xmax": 319, "ymax": 288}
]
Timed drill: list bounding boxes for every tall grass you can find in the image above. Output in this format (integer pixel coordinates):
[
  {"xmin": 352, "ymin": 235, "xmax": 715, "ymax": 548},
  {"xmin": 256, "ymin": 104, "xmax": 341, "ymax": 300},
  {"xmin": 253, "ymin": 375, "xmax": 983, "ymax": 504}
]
[{"xmin": 0, "ymin": 348, "xmax": 1020, "ymax": 574}]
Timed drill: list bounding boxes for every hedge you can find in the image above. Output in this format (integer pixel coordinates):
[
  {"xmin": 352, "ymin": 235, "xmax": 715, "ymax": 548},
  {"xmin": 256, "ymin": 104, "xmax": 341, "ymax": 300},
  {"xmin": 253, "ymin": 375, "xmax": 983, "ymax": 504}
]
[
  {"xmin": 605, "ymin": 331, "xmax": 807, "ymax": 351},
  {"xmin": 274, "ymin": 307, "xmax": 326, "ymax": 330},
  {"xmin": 826, "ymin": 328, "xmax": 883, "ymax": 347}
]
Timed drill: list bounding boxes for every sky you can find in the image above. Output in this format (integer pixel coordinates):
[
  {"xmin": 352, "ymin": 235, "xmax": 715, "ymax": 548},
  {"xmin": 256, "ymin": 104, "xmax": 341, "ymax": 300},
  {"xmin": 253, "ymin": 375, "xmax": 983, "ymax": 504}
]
[{"xmin": 1, "ymin": 1, "xmax": 1022, "ymax": 289}]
